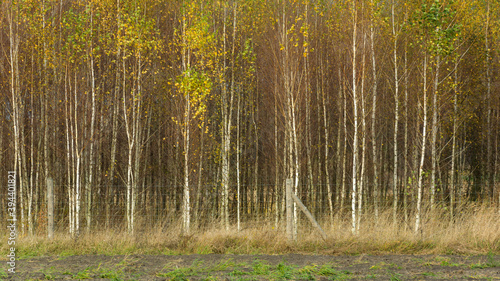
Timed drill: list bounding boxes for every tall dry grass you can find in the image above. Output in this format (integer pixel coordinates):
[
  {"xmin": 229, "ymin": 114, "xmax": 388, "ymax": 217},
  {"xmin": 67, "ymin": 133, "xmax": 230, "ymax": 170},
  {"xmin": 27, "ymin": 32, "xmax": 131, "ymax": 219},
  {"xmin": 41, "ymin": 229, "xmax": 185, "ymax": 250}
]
[{"xmin": 0, "ymin": 203, "xmax": 498, "ymax": 258}]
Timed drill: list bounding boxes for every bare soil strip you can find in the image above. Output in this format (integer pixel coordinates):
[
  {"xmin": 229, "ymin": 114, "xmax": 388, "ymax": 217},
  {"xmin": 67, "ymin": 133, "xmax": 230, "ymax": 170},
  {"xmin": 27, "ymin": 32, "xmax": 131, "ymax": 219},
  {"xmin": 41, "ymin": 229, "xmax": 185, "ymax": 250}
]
[{"xmin": 1, "ymin": 254, "xmax": 499, "ymax": 280}]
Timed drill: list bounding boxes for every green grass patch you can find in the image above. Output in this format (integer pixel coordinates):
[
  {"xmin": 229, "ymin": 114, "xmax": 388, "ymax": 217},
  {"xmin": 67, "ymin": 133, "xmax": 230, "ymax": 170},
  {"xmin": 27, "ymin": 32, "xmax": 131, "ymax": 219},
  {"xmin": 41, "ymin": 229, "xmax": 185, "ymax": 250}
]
[
  {"xmin": 469, "ymin": 255, "xmax": 500, "ymax": 269},
  {"xmin": 157, "ymin": 259, "xmax": 204, "ymax": 279},
  {"xmin": 95, "ymin": 263, "xmax": 125, "ymax": 281},
  {"xmin": 40, "ymin": 266, "xmax": 59, "ymax": 280},
  {"xmin": 33, "ymin": 264, "xmax": 129, "ymax": 281},
  {"xmin": 388, "ymin": 271, "xmax": 403, "ymax": 281},
  {"xmin": 155, "ymin": 259, "xmax": 352, "ymax": 280},
  {"xmin": 229, "ymin": 269, "xmax": 248, "ymax": 276},
  {"xmin": 420, "ymin": 256, "xmax": 463, "ymax": 267},
  {"xmin": 271, "ymin": 262, "xmax": 295, "ymax": 280},
  {"xmin": 72, "ymin": 266, "xmax": 93, "ymax": 279},
  {"xmin": 251, "ymin": 259, "xmax": 270, "ymax": 275},
  {"xmin": 434, "ymin": 256, "xmax": 461, "ymax": 267},
  {"xmin": 0, "ymin": 269, "xmax": 8, "ymax": 281}
]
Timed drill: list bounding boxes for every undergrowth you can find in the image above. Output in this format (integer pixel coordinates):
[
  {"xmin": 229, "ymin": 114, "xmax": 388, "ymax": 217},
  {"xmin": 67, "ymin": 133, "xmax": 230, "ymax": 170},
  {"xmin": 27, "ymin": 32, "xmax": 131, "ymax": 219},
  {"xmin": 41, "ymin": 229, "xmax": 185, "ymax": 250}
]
[{"xmin": 0, "ymin": 204, "xmax": 498, "ymax": 257}]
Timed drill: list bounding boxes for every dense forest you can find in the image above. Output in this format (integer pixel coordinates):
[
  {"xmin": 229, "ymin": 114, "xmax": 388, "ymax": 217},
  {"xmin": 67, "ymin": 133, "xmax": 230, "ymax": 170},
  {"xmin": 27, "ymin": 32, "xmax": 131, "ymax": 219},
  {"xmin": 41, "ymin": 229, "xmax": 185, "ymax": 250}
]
[{"xmin": 0, "ymin": 0, "xmax": 499, "ymax": 237}]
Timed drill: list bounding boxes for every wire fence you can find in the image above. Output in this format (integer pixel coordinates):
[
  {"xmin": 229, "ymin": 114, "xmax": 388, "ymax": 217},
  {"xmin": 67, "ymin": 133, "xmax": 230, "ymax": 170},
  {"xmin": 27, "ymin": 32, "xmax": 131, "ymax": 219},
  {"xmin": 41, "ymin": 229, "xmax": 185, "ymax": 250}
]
[{"xmin": 1, "ymin": 182, "xmax": 499, "ymax": 235}]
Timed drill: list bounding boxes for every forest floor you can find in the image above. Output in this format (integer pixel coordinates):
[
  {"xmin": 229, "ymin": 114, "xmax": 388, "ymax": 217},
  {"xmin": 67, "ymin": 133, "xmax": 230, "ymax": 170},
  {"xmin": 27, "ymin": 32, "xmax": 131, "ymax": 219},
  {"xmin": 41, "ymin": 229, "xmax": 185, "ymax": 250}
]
[{"xmin": 1, "ymin": 253, "xmax": 499, "ymax": 280}]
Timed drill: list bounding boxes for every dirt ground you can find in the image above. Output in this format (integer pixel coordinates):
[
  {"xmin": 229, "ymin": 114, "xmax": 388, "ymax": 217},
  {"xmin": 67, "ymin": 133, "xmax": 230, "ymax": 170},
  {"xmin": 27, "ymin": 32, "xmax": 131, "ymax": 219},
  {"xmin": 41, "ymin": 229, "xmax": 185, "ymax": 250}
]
[{"xmin": 1, "ymin": 254, "xmax": 499, "ymax": 280}]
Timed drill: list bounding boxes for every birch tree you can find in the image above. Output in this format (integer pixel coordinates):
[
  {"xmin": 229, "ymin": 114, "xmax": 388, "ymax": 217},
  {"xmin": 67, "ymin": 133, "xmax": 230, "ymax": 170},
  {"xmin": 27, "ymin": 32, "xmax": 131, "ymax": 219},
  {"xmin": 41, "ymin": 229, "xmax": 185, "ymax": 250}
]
[
  {"xmin": 413, "ymin": 0, "xmax": 459, "ymax": 233},
  {"xmin": 351, "ymin": 0, "xmax": 359, "ymax": 235},
  {"xmin": 391, "ymin": 0, "xmax": 400, "ymax": 225},
  {"xmin": 119, "ymin": 1, "xmax": 157, "ymax": 233},
  {"xmin": 175, "ymin": 0, "xmax": 215, "ymax": 233}
]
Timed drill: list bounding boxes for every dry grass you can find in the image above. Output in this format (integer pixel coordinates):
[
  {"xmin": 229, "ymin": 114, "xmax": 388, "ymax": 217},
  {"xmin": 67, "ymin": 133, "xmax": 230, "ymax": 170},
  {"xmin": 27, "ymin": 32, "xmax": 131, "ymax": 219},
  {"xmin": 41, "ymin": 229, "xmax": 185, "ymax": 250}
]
[{"xmin": 0, "ymin": 204, "xmax": 498, "ymax": 258}]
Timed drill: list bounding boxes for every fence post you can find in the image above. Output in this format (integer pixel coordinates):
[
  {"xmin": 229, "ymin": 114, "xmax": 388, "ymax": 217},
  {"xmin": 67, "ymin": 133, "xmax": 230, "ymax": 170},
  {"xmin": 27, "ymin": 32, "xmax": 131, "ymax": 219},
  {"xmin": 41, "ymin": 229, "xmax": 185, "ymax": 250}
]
[
  {"xmin": 291, "ymin": 192, "xmax": 328, "ymax": 241},
  {"xmin": 286, "ymin": 178, "xmax": 294, "ymax": 242},
  {"xmin": 47, "ymin": 177, "xmax": 54, "ymax": 239}
]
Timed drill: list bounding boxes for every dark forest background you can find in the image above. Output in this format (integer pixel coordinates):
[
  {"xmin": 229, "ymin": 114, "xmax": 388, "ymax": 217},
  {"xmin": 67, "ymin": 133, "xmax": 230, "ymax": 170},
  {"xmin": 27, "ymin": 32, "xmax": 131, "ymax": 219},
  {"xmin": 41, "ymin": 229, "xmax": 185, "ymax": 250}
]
[{"xmin": 0, "ymin": 0, "xmax": 499, "ymax": 236}]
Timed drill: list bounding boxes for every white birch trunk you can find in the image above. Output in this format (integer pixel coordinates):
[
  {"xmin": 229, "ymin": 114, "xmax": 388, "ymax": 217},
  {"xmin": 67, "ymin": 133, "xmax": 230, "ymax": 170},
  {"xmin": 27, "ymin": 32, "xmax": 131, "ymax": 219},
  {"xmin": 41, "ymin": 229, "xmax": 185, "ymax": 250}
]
[
  {"xmin": 450, "ymin": 54, "xmax": 458, "ymax": 219},
  {"xmin": 29, "ymin": 71, "xmax": 34, "ymax": 236},
  {"xmin": 122, "ymin": 55, "xmax": 135, "ymax": 234},
  {"xmin": 64, "ymin": 69, "xmax": 73, "ymax": 235},
  {"xmin": 107, "ymin": 0, "xmax": 121, "ymax": 229},
  {"xmin": 8, "ymin": 0, "xmax": 25, "ymax": 234},
  {"xmin": 403, "ymin": 37, "xmax": 409, "ymax": 225},
  {"xmin": 274, "ymin": 71, "xmax": 279, "ymax": 229},
  {"xmin": 231, "ymin": 1, "xmax": 239, "ymax": 232},
  {"xmin": 221, "ymin": 4, "xmax": 229, "ymax": 230},
  {"xmin": 183, "ymin": 98, "xmax": 191, "ymax": 234},
  {"xmin": 237, "ymin": 84, "xmax": 242, "ymax": 232},
  {"xmin": 415, "ymin": 55, "xmax": 428, "ymax": 235},
  {"xmin": 132, "ymin": 51, "xmax": 143, "ymax": 233},
  {"xmin": 351, "ymin": 0, "xmax": 358, "ymax": 235},
  {"xmin": 181, "ymin": 13, "xmax": 190, "ymax": 234},
  {"xmin": 392, "ymin": 0, "xmax": 399, "ymax": 225},
  {"xmin": 335, "ymin": 67, "xmax": 342, "ymax": 213},
  {"xmin": 430, "ymin": 54, "xmax": 440, "ymax": 211},
  {"xmin": 87, "ymin": 6, "xmax": 96, "ymax": 233},
  {"xmin": 357, "ymin": 33, "xmax": 367, "ymax": 233},
  {"xmin": 370, "ymin": 0, "xmax": 379, "ymax": 222},
  {"xmin": 341, "ymin": 79, "xmax": 347, "ymax": 216},
  {"xmin": 304, "ymin": 2, "xmax": 313, "ymax": 217},
  {"xmin": 322, "ymin": 62, "xmax": 334, "ymax": 225},
  {"xmin": 74, "ymin": 73, "xmax": 81, "ymax": 236}
]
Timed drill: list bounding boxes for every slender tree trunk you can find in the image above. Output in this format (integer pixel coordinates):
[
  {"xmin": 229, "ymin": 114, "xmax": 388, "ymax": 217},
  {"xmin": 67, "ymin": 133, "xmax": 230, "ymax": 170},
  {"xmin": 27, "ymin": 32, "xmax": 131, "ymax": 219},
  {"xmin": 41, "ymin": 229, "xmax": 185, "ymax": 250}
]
[
  {"xmin": 194, "ymin": 121, "xmax": 205, "ymax": 226},
  {"xmin": 415, "ymin": 54, "xmax": 428, "ymax": 235},
  {"xmin": 341, "ymin": 77, "xmax": 347, "ymax": 218},
  {"xmin": 107, "ymin": 0, "xmax": 121, "ymax": 230},
  {"xmin": 251, "ymin": 100, "xmax": 259, "ymax": 217},
  {"xmin": 132, "ymin": 52, "xmax": 143, "ymax": 232},
  {"xmin": 450, "ymin": 53, "xmax": 459, "ymax": 220},
  {"xmin": 42, "ymin": 0, "xmax": 50, "ymax": 234},
  {"xmin": 86, "ymin": 5, "xmax": 96, "ymax": 233},
  {"xmin": 237, "ymin": 84, "xmax": 242, "ymax": 232},
  {"xmin": 280, "ymin": 2, "xmax": 298, "ymax": 238},
  {"xmin": 8, "ymin": 0, "xmax": 25, "ymax": 234},
  {"xmin": 357, "ymin": 33, "xmax": 367, "ymax": 233},
  {"xmin": 351, "ymin": 0, "xmax": 358, "ymax": 235},
  {"xmin": 221, "ymin": 4, "xmax": 230, "ymax": 230},
  {"xmin": 304, "ymin": 2, "xmax": 314, "ymax": 218},
  {"xmin": 485, "ymin": 2, "xmax": 493, "ymax": 200},
  {"xmin": 230, "ymin": 1, "xmax": 238, "ymax": 228},
  {"xmin": 335, "ymin": 67, "xmax": 343, "ymax": 214},
  {"xmin": 183, "ymin": 93, "xmax": 191, "ymax": 234},
  {"xmin": 64, "ymin": 67, "xmax": 73, "ymax": 235},
  {"xmin": 29, "ymin": 72, "xmax": 34, "ymax": 236},
  {"xmin": 322, "ymin": 60, "xmax": 333, "ymax": 225},
  {"xmin": 430, "ymin": 54, "xmax": 440, "ymax": 211},
  {"xmin": 403, "ymin": 38, "xmax": 409, "ymax": 225},
  {"xmin": 274, "ymin": 70, "xmax": 279, "ymax": 229},
  {"xmin": 181, "ymin": 12, "xmax": 191, "ymax": 233},
  {"xmin": 74, "ymin": 73, "xmax": 81, "ymax": 236},
  {"xmin": 122, "ymin": 53, "xmax": 136, "ymax": 234},
  {"xmin": 369, "ymin": 3, "xmax": 379, "ymax": 221},
  {"xmin": 412, "ymin": 86, "xmax": 422, "ymax": 214},
  {"xmin": 107, "ymin": 70, "xmax": 119, "ymax": 230},
  {"xmin": 392, "ymin": 0, "xmax": 399, "ymax": 225}
]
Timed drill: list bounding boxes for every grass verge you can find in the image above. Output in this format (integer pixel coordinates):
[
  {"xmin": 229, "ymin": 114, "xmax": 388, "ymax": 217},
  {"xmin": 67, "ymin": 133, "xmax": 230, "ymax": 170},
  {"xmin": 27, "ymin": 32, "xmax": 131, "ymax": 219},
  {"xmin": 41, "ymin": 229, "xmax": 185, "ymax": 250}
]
[
  {"xmin": 157, "ymin": 259, "xmax": 352, "ymax": 281},
  {"xmin": 0, "ymin": 204, "xmax": 498, "ymax": 257}
]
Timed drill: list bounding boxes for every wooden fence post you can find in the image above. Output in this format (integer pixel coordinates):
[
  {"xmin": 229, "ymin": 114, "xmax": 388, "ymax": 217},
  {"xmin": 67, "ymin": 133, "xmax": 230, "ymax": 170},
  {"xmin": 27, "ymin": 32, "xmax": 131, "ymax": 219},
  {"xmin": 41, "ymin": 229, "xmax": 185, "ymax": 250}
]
[
  {"xmin": 291, "ymin": 193, "xmax": 328, "ymax": 241},
  {"xmin": 286, "ymin": 178, "xmax": 294, "ymax": 242},
  {"xmin": 47, "ymin": 177, "xmax": 54, "ymax": 239}
]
